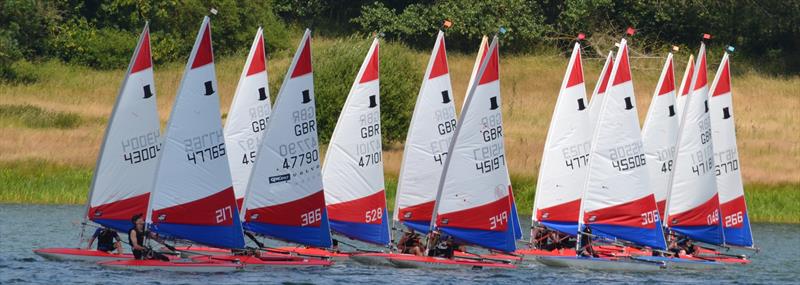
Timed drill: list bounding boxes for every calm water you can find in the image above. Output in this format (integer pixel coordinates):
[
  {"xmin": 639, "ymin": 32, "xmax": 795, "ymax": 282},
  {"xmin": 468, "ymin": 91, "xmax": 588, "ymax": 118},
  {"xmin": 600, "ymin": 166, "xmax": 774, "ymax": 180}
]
[{"xmin": 1, "ymin": 204, "xmax": 798, "ymax": 284}]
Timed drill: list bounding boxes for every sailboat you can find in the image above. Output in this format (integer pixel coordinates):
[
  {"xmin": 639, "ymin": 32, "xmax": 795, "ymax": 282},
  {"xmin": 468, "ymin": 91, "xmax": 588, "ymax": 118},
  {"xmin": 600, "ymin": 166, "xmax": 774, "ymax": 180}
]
[
  {"xmin": 529, "ymin": 41, "xmax": 591, "ymax": 237},
  {"xmin": 641, "ymin": 52, "xmax": 679, "ymax": 214},
  {"xmin": 708, "ymin": 52, "xmax": 755, "ymax": 250},
  {"xmin": 322, "ymin": 37, "xmax": 391, "ymax": 247},
  {"xmin": 238, "ymin": 29, "xmax": 342, "ymax": 262},
  {"xmin": 387, "ymin": 35, "xmax": 516, "ymax": 269},
  {"xmin": 587, "ymin": 51, "xmax": 615, "ymax": 128},
  {"xmin": 224, "ymin": 27, "xmax": 272, "ymax": 210},
  {"xmin": 663, "ymin": 42, "xmax": 725, "ymax": 247},
  {"xmin": 537, "ymin": 38, "xmax": 667, "ymax": 271},
  {"xmin": 392, "ymin": 31, "xmax": 458, "ymax": 236},
  {"xmin": 99, "ymin": 16, "xmax": 245, "ymax": 272},
  {"xmin": 675, "ymin": 55, "xmax": 695, "ymax": 123},
  {"xmin": 34, "ymin": 23, "xmax": 159, "ymax": 262}
]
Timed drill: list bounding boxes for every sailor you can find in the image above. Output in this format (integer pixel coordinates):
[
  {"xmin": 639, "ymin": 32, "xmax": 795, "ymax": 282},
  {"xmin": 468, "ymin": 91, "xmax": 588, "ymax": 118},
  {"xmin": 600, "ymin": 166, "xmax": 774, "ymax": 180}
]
[
  {"xmin": 86, "ymin": 227, "xmax": 122, "ymax": 254},
  {"xmin": 128, "ymin": 214, "xmax": 169, "ymax": 261},
  {"xmin": 577, "ymin": 227, "xmax": 599, "ymax": 258},
  {"xmin": 397, "ymin": 229, "xmax": 423, "ymax": 256},
  {"xmin": 677, "ymin": 238, "xmax": 699, "ymax": 256}
]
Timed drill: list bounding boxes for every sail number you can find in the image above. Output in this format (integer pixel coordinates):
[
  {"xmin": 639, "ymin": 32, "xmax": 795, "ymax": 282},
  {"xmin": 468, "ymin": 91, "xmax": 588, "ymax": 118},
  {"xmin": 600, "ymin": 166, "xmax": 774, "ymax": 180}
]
[
  {"xmin": 358, "ymin": 152, "xmax": 381, "ymax": 167},
  {"xmin": 365, "ymin": 207, "xmax": 383, "ymax": 223},
  {"xmin": 714, "ymin": 148, "xmax": 739, "ymax": 176},
  {"xmin": 609, "ymin": 142, "xmax": 646, "ymax": 171},
  {"xmin": 640, "ymin": 210, "xmax": 660, "ymax": 225},
  {"xmin": 185, "ymin": 130, "xmax": 226, "ymax": 164},
  {"xmin": 122, "ymin": 130, "xmax": 161, "ymax": 165},
  {"xmin": 474, "ymin": 142, "xmax": 505, "ymax": 174},
  {"xmin": 489, "ymin": 211, "xmax": 508, "ymax": 230},
  {"xmin": 724, "ymin": 211, "xmax": 744, "ymax": 227},
  {"xmin": 690, "ymin": 144, "xmax": 714, "ymax": 176},
  {"xmin": 301, "ymin": 208, "xmax": 322, "ymax": 226},
  {"xmin": 563, "ymin": 141, "xmax": 591, "ymax": 170},
  {"xmin": 283, "ymin": 150, "xmax": 319, "ymax": 169},
  {"xmin": 438, "ymin": 119, "xmax": 457, "ymax": 135},
  {"xmin": 706, "ymin": 209, "xmax": 720, "ymax": 225},
  {"xmin": 215, "ymin": 206, "xmax": 233, "ymax": 223}
]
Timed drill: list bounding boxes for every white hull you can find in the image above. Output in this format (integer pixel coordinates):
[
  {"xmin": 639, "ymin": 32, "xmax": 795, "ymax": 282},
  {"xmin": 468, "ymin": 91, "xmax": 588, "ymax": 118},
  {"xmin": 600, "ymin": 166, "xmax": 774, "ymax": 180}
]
[
  {"xmin": 632, "ymin": 256, "xmax": 723, "ymax": 270},
  {"xmin": 536, "ymin": 256, "xmax": 665, "ymax": 272},
  {"xmin": 350, "ymin": 255, "xmax": 395, "ymax": 267}
]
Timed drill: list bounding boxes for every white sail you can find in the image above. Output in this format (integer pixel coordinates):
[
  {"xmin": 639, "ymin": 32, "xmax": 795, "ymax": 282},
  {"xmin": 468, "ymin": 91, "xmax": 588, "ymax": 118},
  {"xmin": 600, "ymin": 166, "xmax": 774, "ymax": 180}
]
[
  {"xmin": 241, "ymin": 29, "xmax": 332, "ymax": 248},
  {"xmin": 224, "ymin": 27, "xmax": 271, "ymax": 208},
  {"xmin": 641, "ymin": 53, "xmax": 679, "ymax": 214},
  {"xmin": 675, "ymin": 55, "xmax": 694, "ymax": 123},
  {"xmin": 394, "ymin": 31, "xmax": 457, "ymax": 231},
  {"xmin": 578, "ymin": 38, "xmax": 666, "ymax": 250},
  {"xmin": 433, "ymin": 36, "xmax": 516, "ymax": 252},
  {"xmin": 709, "ymin": 53, "xmax": 754, "ymax": 247},
  {"xmin": 464, "ymin": 36, "xmax": 489, "ymax": 107},
  {"xmin": 86, "ymin": 23, "xmax": 160, "ymax": 232},
  {"xmin": 146, "ymin": 17, "xmax": 244, "ymax": 249},
  {"xmin": 531, "ymin": 42, "xmax": 591, "ymax": 236},
  {"xmin": 587, "ymin": 50, "xmax": 614, "ymax": 128},
  {"xmin": 323, "ymin": 38, "xmax": 390, "ymax": 245},
  {"xmin": 664, "ymin": 43, "xmax": 724, "ymax": 245}
]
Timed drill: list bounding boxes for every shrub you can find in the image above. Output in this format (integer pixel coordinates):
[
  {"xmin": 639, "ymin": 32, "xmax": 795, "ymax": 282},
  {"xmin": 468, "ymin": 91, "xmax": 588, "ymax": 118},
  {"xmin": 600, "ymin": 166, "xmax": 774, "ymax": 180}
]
[{"xmin": 271, "ymin": 36, "xmax": 420, "ymax": 145}]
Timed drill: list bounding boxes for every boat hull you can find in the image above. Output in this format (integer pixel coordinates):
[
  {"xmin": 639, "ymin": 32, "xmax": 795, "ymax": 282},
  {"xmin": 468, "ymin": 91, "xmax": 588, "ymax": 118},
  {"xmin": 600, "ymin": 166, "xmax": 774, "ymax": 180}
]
[
  {"xmin": 388, "ymin": 255, "xmax": 515, "ymax": 270},
  {"xmin": 166, "ymin": 246, "xmax": 231, "ymax": 256},
  {"xmin": 34, "ymin": 248, "xmax": 134, "ymax": 262},
  {"xmin": 272, "ymin": 247, "xmax": 350, "ymax": 261},
  {"xmin": 98, "ymin": 259, "xmax": 243, "ymax": 272},
  {"xmin": 632, "ymin": 256, "xmax": 723, "ymax": 270},
  {"xmin": 350, "ymin": 252, "xmax": 412, "ymax": 266},
  {"xmin": 536, "ymin": 256, "xmax": 665, "ymax": 272},
  {"xmin": 192, "ymin": 255, "xmax": 332, "ymax": 267}
]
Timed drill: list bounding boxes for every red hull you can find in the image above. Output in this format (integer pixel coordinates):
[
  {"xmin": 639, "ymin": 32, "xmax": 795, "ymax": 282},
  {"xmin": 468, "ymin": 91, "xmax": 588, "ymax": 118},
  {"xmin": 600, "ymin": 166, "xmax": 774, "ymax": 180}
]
[
  {"xmin": 98, "ymin": 259, "xmax": 242, "ymax": 272},
  {"xmin": 192, "ymin": 255, "xmax": 332, "ymax": 267},
  {"xmin": 34, "ymin": 248, "xmax": 134, "ymax": 262}
]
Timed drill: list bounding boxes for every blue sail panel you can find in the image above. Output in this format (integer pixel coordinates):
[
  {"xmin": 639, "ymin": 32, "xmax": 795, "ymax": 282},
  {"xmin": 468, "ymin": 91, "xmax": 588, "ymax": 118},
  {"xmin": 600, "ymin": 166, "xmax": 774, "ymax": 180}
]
[
  {"xmin": 243, "ymin": 208, "xmax": 332, "ymax": 248},
  {"xmin": 330, "ymin": 211, "xmax": 390, "ymax": 246},
  {"xmin": 723, "ymin": 213, "xmax": 753, "ymax": 247},
  {"xmin": 150, "ymin": 207, "xmax": 245, "ymax": 249},
  {"xmin": 439, "ymin": 226, "xmax": 516, "ymax": 253},
  {"xmin": 589, "ymin": 221, "xmax": 667, "ymax": 250},
  {"xmin": 511, "ymin": 200, "xmax": 522, "ymax": 240},
  {"xmin": 541, "ymin": 221, "xmax": 579, "ymax": 236},
  {"xmin": 671, "ymin": 224, "xmax": 725, "ymax": 245}
]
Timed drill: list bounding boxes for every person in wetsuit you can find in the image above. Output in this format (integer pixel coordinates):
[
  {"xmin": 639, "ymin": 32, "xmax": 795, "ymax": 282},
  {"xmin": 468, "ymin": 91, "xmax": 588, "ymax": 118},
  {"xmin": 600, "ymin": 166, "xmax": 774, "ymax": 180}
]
[
  {"xmin": 398, "ymin": 229, "xmax": 423, "ymax": 256},
  {"xmin": 128, "ymin": 214, "xmax": 169, "ymax": 261},
  {"xmin": 86, "ymin": 227, "xmax": 122, "ymax": 254},
  {"xmin": 577, "ymin": 227, "xmax": 599, "ymax": 258}
]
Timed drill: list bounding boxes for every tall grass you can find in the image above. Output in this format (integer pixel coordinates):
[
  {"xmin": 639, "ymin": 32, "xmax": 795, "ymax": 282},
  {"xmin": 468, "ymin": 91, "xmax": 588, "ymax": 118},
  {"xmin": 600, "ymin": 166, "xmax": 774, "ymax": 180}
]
[
  {"xmin": 0, "ymin": 104, "xmax": 82, "ymax": 129},
  {"xmin": 0, "ymin": 37, "xmax": 797, "ymax": 222}
]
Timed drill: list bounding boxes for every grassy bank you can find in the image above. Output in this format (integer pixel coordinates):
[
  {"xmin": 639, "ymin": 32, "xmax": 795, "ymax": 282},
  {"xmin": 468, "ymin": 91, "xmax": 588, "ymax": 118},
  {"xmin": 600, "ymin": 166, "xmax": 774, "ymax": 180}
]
[
  {"xmin": 1, "ymin": 160, "xmax": 797, "ymax": 223},
  {"xmin": 0, "ymin": 36, "xmax": 797, "ymax": 222}
]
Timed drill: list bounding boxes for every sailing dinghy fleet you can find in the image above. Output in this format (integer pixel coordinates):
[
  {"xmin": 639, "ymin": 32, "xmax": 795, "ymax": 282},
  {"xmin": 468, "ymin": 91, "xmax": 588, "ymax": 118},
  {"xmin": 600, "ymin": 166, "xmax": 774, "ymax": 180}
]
[{"xmin": 34, "ymin": 17, "xmax": 756, "ymax": 272}]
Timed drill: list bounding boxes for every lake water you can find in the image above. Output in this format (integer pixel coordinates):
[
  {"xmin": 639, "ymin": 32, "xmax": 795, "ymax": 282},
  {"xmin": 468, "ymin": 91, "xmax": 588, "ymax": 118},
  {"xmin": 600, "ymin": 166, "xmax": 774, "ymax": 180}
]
[{"xmin": 1, "ymin": 204, "xmax": 798, "ymax": 284}]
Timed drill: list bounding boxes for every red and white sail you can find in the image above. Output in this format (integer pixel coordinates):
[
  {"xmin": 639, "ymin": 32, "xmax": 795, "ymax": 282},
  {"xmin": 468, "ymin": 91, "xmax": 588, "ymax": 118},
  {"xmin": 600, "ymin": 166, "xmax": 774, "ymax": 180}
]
[
  {"xmin": 146, "ymin": 17, "xmax": 244, "ymax": 249},
  {"xmin": 664, "ymin": 43, "xmax": 724, "ymax": 245},
  {"xmin": 587, "ymin": 50, "xmax": 614, "ymax": 128},
  {"xmin": 323, "ymin": 38, "xmax": 390, "ymax": 246},
  {"xmin": 675, "ymin": 55, "xmax": 695, "ymax": 122},
  {"xmin": 433, "ymin": 36, "xmax": 515, "ymax": 252},
  {"xmin": 394, "ymin": 31, "xmax": 457, "ymax": 232},
  {"xmin": 531, "ymin": 42, "xmax": 591, "ymax": 236},
  {"xmin": 641, "ymin": 53, "xmax": 679, "ymax": 214},
  {"xmin": 86, "ymin": 23, "xmax": 160, "ymax": 232},
  {"xmin": 578, "ymin": 39, "xmax": 666, "ymax": 250},
  {"xmin": 709, "ymin": 53, "xmax": 753, "ymax": 247},
  {"xmin": 224, "ymin": 28, "xmax": 271, "ymax": 209},
  {"xmin": 241, "ymin": 29, "xmax": 332, "ymax": 248},
  {"xmin": 464, "ymin": 36, "xmax": 489, "ymax": 105}
]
